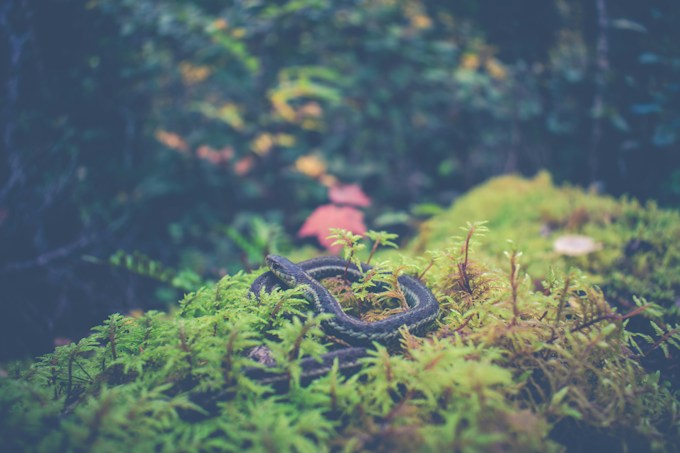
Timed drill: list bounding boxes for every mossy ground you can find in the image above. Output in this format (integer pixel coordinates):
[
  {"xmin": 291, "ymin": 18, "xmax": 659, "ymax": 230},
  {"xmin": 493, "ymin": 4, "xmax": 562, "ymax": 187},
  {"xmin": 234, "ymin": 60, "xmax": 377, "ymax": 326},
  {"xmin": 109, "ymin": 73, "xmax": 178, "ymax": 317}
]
[
  {"xmin": 413, "ymin": 172, "xmax": 680, "ymax": 321},
  {"xmin": 1, "ymin": 174, "xmax": 679, "ymax": 452}
]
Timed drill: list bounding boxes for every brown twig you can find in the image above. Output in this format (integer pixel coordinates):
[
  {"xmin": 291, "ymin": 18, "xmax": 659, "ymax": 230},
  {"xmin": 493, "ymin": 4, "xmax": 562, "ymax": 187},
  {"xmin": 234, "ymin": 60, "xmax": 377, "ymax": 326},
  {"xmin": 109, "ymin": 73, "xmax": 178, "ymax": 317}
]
[
  {"xmin": 417, "ymin": 259, "xmax": 435, "ymax": 281},
  {"xmin": 108, "ymin": 321, "xmax": 118, "ymax": 361},
  {"xmin": 222, "ymin": 329, "xmax": 239, "ymax": 384},
  {"xmin": 644, "ymin": 328, "xmax": 680, "ymax": 357},
  {"xmin": 457, "ymin": 226, "xmax": 475, "ymax": 294},
  {"xmin": 454, "ymin": 315, "xmax": 474, "ymax": 333},
  {"xmin": 287, "ymin": 321, "xmax": 315, "ymax": 362},
  {"xmin": 367, "ymin": 240, "xmax": 379, "ymax": 265},
  {"xmin": 553, "ymin": 274, "xmax": 572, "ymax": 327},
  {"xmin": 343, "ymin": 249, "xmax": 354, "ymax": 282},
  {"xmin": 509, "ymin": 251, "xmax": 520, "ymax": 325},
  {"xmin": 569, "ymin": 313, "xmax": 618, "ymax": 334},
  {"xmin": 178, "ymin": 322, "xmax": 193, "ymax": 369},
  {"xmin": 548, "ymin": 304, "xmax": 649, "ymax": 343}
]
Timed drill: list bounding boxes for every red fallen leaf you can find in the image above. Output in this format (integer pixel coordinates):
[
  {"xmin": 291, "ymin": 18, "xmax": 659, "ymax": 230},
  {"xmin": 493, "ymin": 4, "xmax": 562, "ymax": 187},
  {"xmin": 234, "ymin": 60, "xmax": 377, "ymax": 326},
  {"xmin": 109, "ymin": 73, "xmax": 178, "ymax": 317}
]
[
  {"xmin": 196, "ymin": 145, "xmax": 234, "ymax": 166},
  {"xmin": 155, "ymin": 130, "xmax": 189, "ymax": 154},
  {"xmin": 298, "ymin": 204, "xmax": 367, "ymax": 253},
  {"xmin": 234, "ymin": 155, "xmax": 254, "ymax": 175},
  {"xmin": 328, "ymin": 183, "xmax": 371, "ymax": 207}
]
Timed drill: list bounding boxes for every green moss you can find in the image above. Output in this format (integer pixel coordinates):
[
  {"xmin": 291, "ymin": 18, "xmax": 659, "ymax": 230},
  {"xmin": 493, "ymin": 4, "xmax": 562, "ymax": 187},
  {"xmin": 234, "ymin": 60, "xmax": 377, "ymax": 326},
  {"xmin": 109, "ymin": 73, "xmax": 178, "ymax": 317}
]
[
  {"xmin": 2, "ymin": 175, "xmax": 680, "ymax": 452},
  {"xmin": 413, "ymin": 172, "xmax": 680, "ymax": 321}
]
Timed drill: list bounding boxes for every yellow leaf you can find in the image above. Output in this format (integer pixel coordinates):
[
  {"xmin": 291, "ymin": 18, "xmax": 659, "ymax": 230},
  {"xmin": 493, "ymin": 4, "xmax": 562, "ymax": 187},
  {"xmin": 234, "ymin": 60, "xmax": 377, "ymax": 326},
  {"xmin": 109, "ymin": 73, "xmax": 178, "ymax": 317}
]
[
  {"xmin": 274, "ymin": 133, "xmax": 295, "ymax": 147},
  {"xmin": 461, "ymin": 53, "xmax": 480, "ymax": 71},
  {"xmin": 271, "ymin": 97, "xmax": 297, "ymax": 122},
  {"xmin": 179, "ymin": 61, "xmax": 211, "ymax": 85},
  {"xmin": 301, "ymin": 119, "xmax": 323, "ymax": 131},
  {"xmin": 485, "ymin": 58, "xmax": 508, "ymax": 80},
  {"xmin": 251, "ymin": 133, "xmax": 274, "ymax": 155},
  {"xmin": 218, "ymin": 103, "xmax": 245, "ymax": 130},
  {"xmin": 411, "ymin": 14, "xmax": 432, "ymax": 30},
  {"xmin": 212, "ymin": 18, "xmax": 228, "ymax": 31},
  {"xmin": 299, "ymin": 102, "xmax": 323, "ymax": 118},
  {"xmin": 320, "ymin": 174, "xmax": 338, "ymax": 187},
  {"xmin": 295, "ymin": 154, "xmax": 326, "ymax": 179}
]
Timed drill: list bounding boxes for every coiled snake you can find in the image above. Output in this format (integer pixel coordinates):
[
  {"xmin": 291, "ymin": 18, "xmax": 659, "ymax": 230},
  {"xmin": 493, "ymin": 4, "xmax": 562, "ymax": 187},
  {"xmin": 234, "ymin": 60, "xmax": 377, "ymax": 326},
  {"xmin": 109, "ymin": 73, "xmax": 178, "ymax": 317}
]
[{"xmin": 246, "ymin": 255, "xmax": 440, "ymax": 386}]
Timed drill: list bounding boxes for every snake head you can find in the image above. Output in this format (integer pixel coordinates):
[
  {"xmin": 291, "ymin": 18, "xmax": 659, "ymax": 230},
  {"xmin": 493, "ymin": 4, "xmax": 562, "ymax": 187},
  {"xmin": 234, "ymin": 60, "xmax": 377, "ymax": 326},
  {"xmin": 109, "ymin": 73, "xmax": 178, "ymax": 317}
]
[{"xmin": 265, "ymin": 255, "xmax": 298, "ymax": 287}]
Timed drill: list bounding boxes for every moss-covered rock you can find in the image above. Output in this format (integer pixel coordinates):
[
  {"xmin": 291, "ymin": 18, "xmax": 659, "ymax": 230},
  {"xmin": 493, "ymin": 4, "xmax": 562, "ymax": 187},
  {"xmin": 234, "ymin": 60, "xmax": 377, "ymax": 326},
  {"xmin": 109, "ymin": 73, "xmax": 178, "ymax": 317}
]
[
  {"xmin": 414, "ymin": 171, "xmax": 680, "ymax": 322},
  {"xmin": 1, "ymin": 174, "xmax": 679, "ymax": 452}
]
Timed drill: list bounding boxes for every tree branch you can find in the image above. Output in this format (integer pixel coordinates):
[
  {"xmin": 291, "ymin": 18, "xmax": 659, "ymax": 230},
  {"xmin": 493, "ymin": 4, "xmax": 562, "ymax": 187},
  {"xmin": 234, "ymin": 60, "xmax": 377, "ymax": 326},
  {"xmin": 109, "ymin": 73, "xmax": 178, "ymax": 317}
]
[
  {"xmin": 0, "ymin": 234, "xmax": 95, "ymax": 273},
  {"xmin": 0, "ymin": 0, "xmax": 28, "ymax": 202}
]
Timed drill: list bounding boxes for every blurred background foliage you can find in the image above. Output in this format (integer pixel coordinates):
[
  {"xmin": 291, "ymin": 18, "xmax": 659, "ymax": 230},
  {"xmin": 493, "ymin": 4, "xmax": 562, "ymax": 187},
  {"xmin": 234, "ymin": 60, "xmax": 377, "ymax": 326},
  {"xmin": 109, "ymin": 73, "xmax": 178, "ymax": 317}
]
[{"xmin": 1, "ymin": 0, "xmax": 679, "ymax": 359}]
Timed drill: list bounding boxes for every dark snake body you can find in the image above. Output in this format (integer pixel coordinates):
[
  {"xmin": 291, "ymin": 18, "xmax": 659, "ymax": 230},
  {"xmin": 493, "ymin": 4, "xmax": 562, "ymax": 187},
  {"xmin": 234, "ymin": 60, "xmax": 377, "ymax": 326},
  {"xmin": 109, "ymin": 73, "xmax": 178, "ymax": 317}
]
[{"xmin": 245, "ymin": 255, "xmax": 440, "ymax": 386}]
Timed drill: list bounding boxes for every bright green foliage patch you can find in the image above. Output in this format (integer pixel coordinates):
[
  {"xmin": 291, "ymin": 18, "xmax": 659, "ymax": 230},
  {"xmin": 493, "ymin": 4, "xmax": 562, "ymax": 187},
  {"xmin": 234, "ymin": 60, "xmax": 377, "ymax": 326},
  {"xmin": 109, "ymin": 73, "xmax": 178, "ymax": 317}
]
[
  {"xmin": 414, "ymin": 172, "xmax": 680, "ymax": 323},
  {"xmin": 2, "ymin": 180, "xmax": 680, "ymax": 451}
]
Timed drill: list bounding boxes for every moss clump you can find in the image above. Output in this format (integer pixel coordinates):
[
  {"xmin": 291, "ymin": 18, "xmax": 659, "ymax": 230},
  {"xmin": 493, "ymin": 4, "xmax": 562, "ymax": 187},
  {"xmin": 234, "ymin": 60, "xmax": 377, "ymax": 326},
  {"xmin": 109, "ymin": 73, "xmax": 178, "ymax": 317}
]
[
  {"xmin": 414, "ymin": 172, "xmax": 680, "ymax": 322},
  {"xmin": 2, "ymin": 176, "xmax": 680, "ymax": 452}
]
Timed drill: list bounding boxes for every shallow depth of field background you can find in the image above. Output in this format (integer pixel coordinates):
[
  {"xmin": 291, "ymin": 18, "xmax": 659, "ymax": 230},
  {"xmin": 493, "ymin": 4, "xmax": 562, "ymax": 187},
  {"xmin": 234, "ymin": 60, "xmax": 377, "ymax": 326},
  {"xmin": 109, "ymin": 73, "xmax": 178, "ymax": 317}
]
[{"xmin": 1, "ymin": 0, "xmax": 679, "ymax": 359}]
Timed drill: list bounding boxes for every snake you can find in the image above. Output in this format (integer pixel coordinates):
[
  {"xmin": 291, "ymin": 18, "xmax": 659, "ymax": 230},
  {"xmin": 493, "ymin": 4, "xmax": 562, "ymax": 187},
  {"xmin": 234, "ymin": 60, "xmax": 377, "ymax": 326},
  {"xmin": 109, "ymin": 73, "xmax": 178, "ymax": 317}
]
[{"xmin": 245, "ymin": 255, "xmax": 440, "ymax": 387}]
